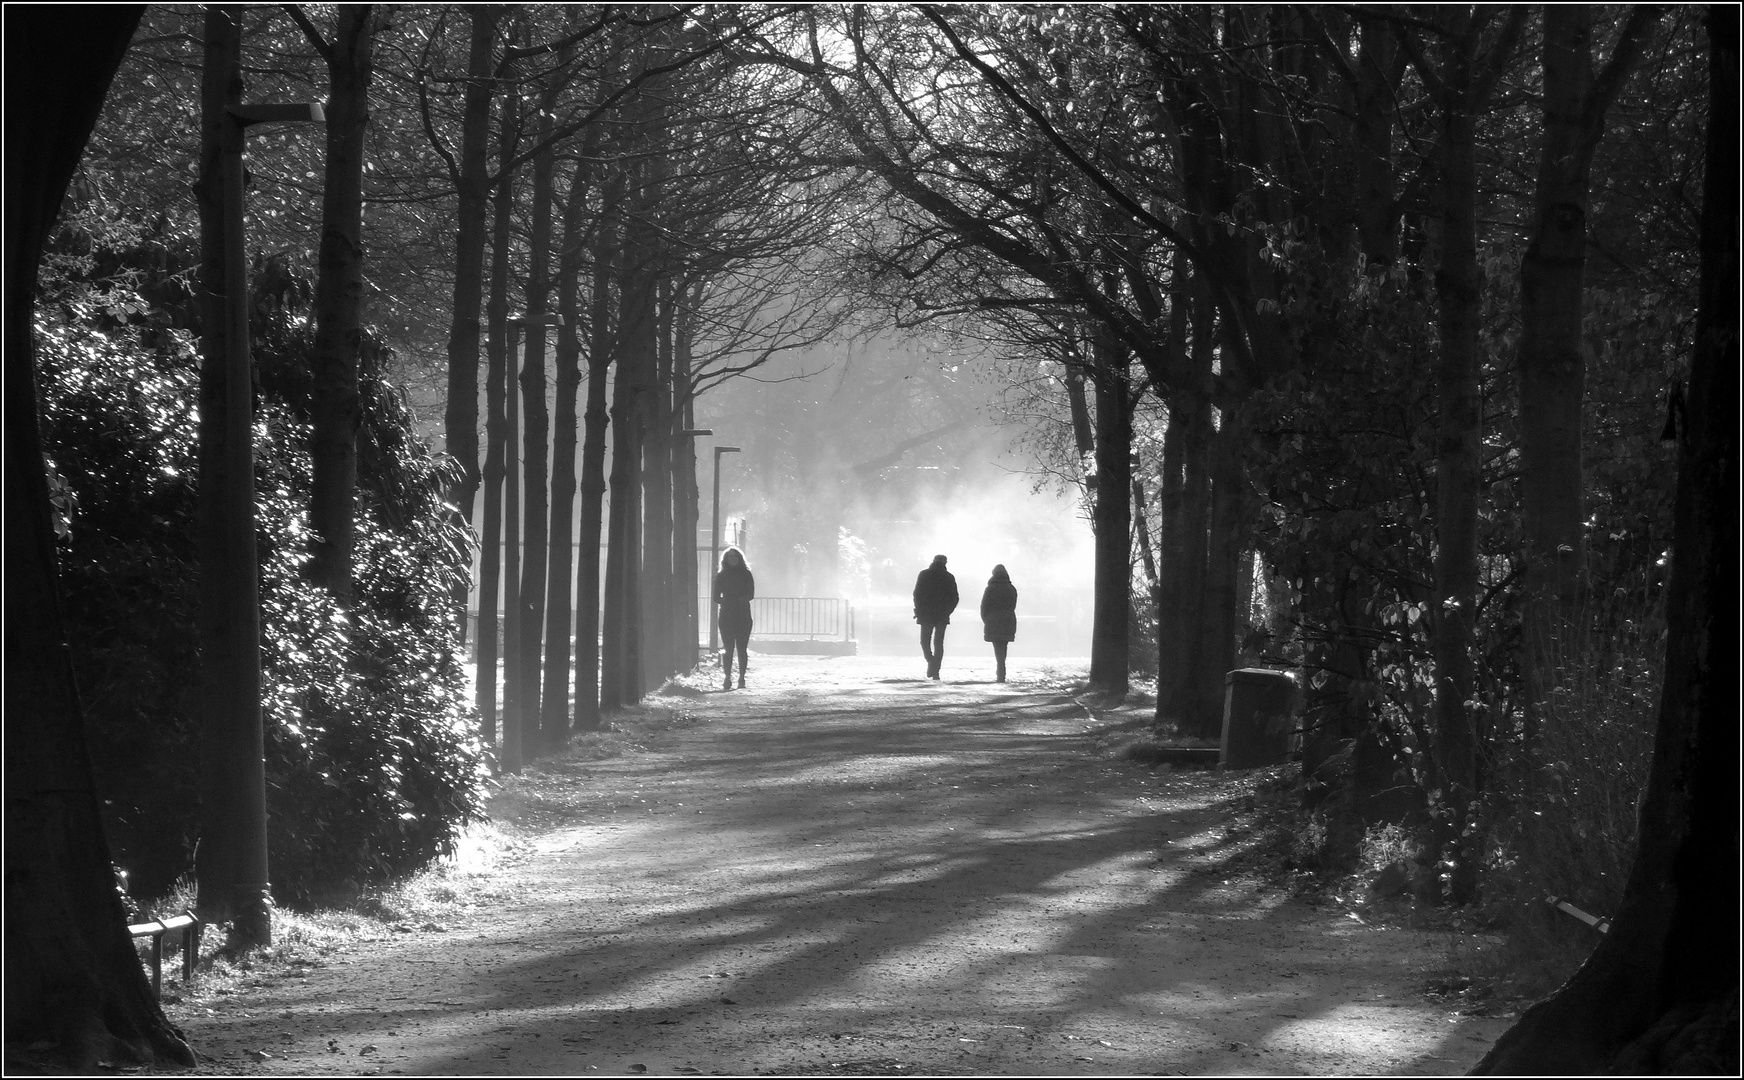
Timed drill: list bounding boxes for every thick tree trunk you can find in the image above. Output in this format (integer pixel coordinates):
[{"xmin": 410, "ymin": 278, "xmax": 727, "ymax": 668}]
[
  {"xmin": 540, "ymin": 165, "xmax": 589, "ymax": 756},
  {"xmin": 306, "ymin": 6, "xmax": 375, "ymax": 604},
  {"xmin": 1517, "ymin": 5, "xmax": 1657, "ymax": 749},
  {"xmin": 601, "ymin": 247, "xmax": 651, "ymax": 711},
  {"xmin": 442, "ymin": 8, "xmax": 496, "ymax": 620},
  {"xmin": 517, "ymin": 108, "xmax": 558, "ymax": 757},
  {"xmin": 1475, "ymin": 12, "xmax": 1739, "ymax": 1069},
  {"xmin": 3, "ymin": 7, "xmax": 196, "ymax": 1069},
  {"xmin": 1154, "ymin": 394, "xmax": 1188, "ymax": 720},
  {"xmin": 1153, "ymin": 257, "xmax": 1192, "ymax": 731},
  {"xmin": 1087, "ymin": 343, "xmax": 1132, "ymax": 698},
  {"xmin": 1195, "ymin": 402, "xmax": 1250, "ymax": 732},
  {"xmin": 573, "ymin": 184, "xmax": 619, "ymax": 731},
  {"xmin": 1428, "ymin": 16, "xmax": 1484, "ymax": 907},
  {"xmin": 1161, "ymin": 277, "xmax": 1216, "ymax": 737},
  {"xmin": 1354, "ymin": 13, "xmax": 1399, "ymax": 270},
  {"xmin": 671, "ymin": 292, "xmax": 702, "ymax": 673},
  {"xmin": 501, "ymin": 322, "xmax": 524, "ymax": 772},
  {"xmin": 641, "ymin": 279, "xmax": 676, "ymax": 685},
  {"xmin": 474, "ymin": 91, "xmax": 519, "ymax": 759},
  {"xmin": 1064, "ymin": 364, "xmax": 1094, "ymax": 456},
  {"xmin": 1518, "ymin": 5, "xmax": 1594, "ymax": 723},
  {"xmin": 621, "ymin": 288, "xmax": 651, "ymax": 703}
]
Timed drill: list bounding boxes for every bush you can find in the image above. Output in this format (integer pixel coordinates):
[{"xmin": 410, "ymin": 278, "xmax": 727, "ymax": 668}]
[
  {"xmin": 37, "ymin": 206, "xmax": 485, "ymax": 907},
  {"xmin": 1484, "ymin": 578, "xmax": 1662, "ymax": 965}
]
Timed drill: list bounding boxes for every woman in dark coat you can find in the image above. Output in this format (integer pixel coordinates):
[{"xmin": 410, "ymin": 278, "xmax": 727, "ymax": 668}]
[
  {"xmin": 980, "ymin": 564, "xmax": 1018, "ymax": 682},
  {"xmin": 714, "ymin": 547, "xmax": 754, "ymax": 690}
]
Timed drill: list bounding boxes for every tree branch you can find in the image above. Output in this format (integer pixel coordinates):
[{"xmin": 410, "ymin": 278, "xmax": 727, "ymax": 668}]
[{"xmin": 282, "ymin": 3, "xmax": 332, "ymax": 63}]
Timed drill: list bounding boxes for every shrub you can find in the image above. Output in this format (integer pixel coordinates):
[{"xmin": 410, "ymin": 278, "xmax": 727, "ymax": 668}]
[
  {"xmin": 37, "ymin": 205, "xmax": 485, "ymax": 907},
  {"xmin": 1485, "ymin": 577, "xmax": 1662, "ymax": 964}
]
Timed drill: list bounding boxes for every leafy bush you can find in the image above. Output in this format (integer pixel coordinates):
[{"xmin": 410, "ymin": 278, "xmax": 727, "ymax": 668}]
[
  {"xmin": 36, "ymin": 204, "xmax": 484, "ymax": 906},
  {"xmin": 1484, "ymin": 578, "xmax": 1662, "ymax": 954}
]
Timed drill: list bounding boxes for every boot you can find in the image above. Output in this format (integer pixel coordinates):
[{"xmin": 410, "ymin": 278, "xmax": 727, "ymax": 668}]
[
  {"xmin": 722, "ymin": 658, "xmax": 733, "ymax": 691},
  {"xmin": 737, "ymin": 674, "xmax": 746, "ymax": 689}
]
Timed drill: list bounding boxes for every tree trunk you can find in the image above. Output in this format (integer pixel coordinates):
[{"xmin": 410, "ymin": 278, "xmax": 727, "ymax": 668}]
[
  {"xmin": 640, "ymin": 279, "xmax": 675, "ymax": 685},
  {"xmin": 441, "ymin": 7, "xmax": 496, "ymax": 621},
  {"xmin": 474, "ymin": 87, "xmax": 520, "ymax": 759},
  {"xmin": 4, "ymin": 6, "xmax": 196, "ymax": 1068},
  {"xmin": 1475, "ymin": 11, "xmax": 1739, "ymax": 1069},
  {"xmin": 501, "ymin": 322, "xmax": 524, "ymax": 772},
  {"xmin": 1354, "ymin": 13, "xmax": 1400, "ymax": 270},
  {"xmin": 621, "ymin": 291, "xmax": 651, "ymax": 703},
  {"xmin": 1195, "ymin": 401, "xmax": 1250, "ymax": 731},
  {"xmin": 306, "ymin": 6, "xmax": 375, "ymax": 604},
  {"xmin": 601, "ymin": 243, "xmax": 651, "ymax": 711},
  {"xmin": 574, "ymin": 181, "xmax": 619, "ymax": 731},
  {"xmin": 1161, "ymin": 275, "xmax": 1216, "ymax": 737},
  {"xmin": 671, "ymin": 291, "xmax": 702, "ymax": 673},
  {"xmin": 540, "ymin": 164, "xmax": 589, "ymax": 756},
  {"xmin": 1429, "ymin": 15, "xmax": 1484, "ymax": 907},
  {"xmin": 1087, "ymin": 340, "xmax": 1132, "ymax": 697},
  {"xmin": 1064, "ymin": 364, "xmax": 1094, "ymax": 456},
  {"xmin": 1153, "ymin": 255, "xmax": 1192, "ymax": 730},
  {"xmin": 516, "ymin": 105, "xmax": 558, "ymax": 758},
  {"xmin": 1517, "ymin": 5, "xmax": 1658, "ymax": 750}
]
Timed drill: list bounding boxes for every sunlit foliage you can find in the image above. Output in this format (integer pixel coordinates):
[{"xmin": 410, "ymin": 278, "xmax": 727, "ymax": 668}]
[{"xmin": 37, "ymin": 200, "xmax": 484, "ymax": 906}]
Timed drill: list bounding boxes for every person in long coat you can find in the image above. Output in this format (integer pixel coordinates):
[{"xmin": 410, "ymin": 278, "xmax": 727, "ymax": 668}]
[
  {"xmin": 714, "ymin": 547, "xmax": 755, "ymax": 690},
  {"xmin": 980, "ymin": 564, "xmax": 1018, "ymax": 682},
  {"xmin": 912, "ymin": 553, "xmax": 959, "ymax": 680}
]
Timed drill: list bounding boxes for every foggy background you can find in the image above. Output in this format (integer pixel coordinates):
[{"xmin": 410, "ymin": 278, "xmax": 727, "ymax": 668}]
[
  {"xmin": 441, "ymin": 318, "xmax": 1098, "ymax": 661},
  {"xmin": 694, "ymin": 325, "xmax": 1095, "ymax": 658}
]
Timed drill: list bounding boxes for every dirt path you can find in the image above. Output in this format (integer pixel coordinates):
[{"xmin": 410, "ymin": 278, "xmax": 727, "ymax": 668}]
[{"xmin": 166, "ymin": 654, "xmax": 1508, "ymax": 1075}]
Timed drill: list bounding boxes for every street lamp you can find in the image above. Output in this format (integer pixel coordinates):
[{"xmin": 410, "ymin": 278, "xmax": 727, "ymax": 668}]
[
  {"xmin": 203, "ymin": 98, "xmax": 324, "ymax": 950},
  {"xmin": 708, "ymin": 445, "xmax": 741, "ymax": 654}
]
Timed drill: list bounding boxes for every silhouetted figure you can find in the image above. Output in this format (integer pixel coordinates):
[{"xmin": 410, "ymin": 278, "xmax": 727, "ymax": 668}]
[
  {"xmin": 912, "ymin": 554, "xmax": 959, "ymax": 680},
  {"xmin": 715, "ymin": 547, "xmax": 754, "ymax": 690},
  {"xmin": 980, "ymin": 564, "xmax": 1018, "ymax": 682}
]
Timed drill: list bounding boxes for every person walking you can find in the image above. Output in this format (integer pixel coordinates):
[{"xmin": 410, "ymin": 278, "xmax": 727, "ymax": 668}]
[
  {"xmin": 714, "ymin": 547, "xmax": 754, "ymax": 690},
  {"xmin": 980, "ymin": 564, "xmax": 1018, "ymax": 682},
  {"xmin": 912, "ymin": 553, "xmax": 958, "ymax": 680}
]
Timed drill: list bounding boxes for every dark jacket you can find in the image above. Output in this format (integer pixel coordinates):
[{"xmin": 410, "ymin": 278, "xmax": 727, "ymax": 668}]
[
  {"xmin": 980, "ymin": 577, "xmax": 1018, "ymax": 643},
  {"xmin": 714, "ymin": 565, "xmax": 755, "ymax": 632},
  {"xmin": 913, "ymin": 563, "xmax": 959, "ymax": 625}
]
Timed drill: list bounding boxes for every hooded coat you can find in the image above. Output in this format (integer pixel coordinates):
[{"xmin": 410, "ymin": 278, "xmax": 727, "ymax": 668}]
[{"xmin": 980, "ymin": 568, "xmax": 1018, "ymax": 643}]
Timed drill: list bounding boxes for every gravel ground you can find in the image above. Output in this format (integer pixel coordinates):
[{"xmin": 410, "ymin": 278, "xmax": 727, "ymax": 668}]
[{"xmin": 163, "ymin": 653, "xmax": 1510, "ymax": 1075}]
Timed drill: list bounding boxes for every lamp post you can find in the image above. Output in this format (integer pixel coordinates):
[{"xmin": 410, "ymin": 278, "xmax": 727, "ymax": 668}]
[
  {"xmin": 708, "ymin": 445, "xmax": 741, "ymax": 654},
  {"xmin": 202, "ymin": 97, "xmax": 324, "ymax": 950}
]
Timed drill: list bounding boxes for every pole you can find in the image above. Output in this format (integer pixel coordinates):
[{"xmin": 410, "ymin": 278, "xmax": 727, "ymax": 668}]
[
  {"xmin": 218, "ymin": 106, "xmax": 271, "ymax": 949},
  {"xmin": 207, "ymin": 99, "xmax": 324, "ymax": 949}
]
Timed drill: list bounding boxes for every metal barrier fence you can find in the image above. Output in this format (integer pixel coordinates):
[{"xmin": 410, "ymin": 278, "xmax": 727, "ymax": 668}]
[{"xmin": 748, "ymin": 597, "xmax": 854, "ymax": 641}]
